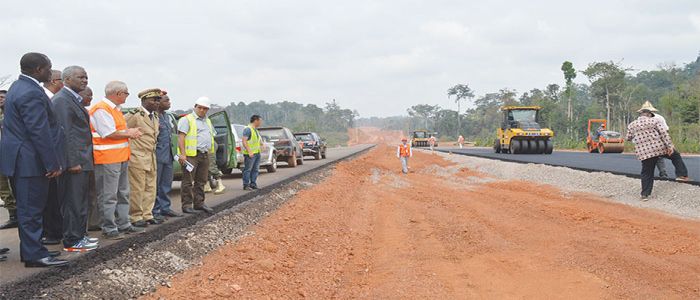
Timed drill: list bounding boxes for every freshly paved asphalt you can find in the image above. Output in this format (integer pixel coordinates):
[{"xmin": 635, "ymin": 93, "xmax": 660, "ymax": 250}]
[
  {"xmin": 0, "ymin": 145, "xmax": 372, "ymax": 286},
  {"xmin": 438, "ymin": 147, "xmax": 700, "ymax": 185}
]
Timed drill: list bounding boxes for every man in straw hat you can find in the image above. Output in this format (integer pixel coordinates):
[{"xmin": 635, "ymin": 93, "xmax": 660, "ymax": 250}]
[{"xmin": 626, "ymin": 101, "xmax": 689, "ymax": 201}]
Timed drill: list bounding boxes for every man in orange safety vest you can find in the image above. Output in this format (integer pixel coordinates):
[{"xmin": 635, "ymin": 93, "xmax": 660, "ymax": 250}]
[{"xmin": 397, "ymin": 137, "xmax": 412, "ymax": 174}]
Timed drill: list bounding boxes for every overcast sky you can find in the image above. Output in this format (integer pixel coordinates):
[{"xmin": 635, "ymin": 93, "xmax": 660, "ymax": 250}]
[{"xmin": 1, "ymin": 0, "xmax": 699, "ymax": 117}]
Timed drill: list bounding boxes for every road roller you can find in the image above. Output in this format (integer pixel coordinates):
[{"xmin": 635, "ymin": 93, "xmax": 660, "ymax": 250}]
[
  {"xmin": 493, "ymin": 106, "xmax": 554, "ymax": 154},
  {"xmin": 586, "ymin": 119, "xmax": 625, "ymax": 153}
]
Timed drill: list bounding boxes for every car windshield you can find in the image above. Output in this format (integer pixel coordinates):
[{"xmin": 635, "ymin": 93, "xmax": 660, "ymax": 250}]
[
  {"xmin": 295, "ymin": 134, "xmax": 313, "ymax": 141},
  {"xmin": 413, "ymin": 132, "xmax": 428, "ymax": 138},
  {"xmin": 511, "ymin": 110, "xmax": 537, "ymax": 122},
  {"xmin": 600, "ymin": 131, "xmax": 621, "ymax": 138},
  {"xmin": 259, "ymin": 129, "xmax": 286, "ymax": 141}
]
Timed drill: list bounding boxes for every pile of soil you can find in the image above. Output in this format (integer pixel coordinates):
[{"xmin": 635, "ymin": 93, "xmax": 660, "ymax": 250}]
[{"xmin": 147, "ymin": 144, "xmax": 700, "ymax": 299}]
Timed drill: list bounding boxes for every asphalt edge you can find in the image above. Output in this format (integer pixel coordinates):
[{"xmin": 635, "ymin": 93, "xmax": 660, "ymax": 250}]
[
  {"xmin": 436, "ymin": 149, "xmax": 700, "ymax": 186},
  {"xmin": 0, "ymin": 144, "xmax": 375, "ymax": 299}
]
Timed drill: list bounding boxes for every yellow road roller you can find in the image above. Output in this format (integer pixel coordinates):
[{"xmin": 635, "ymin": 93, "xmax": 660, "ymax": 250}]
[{"xmin": 493, "ymin": 106, "xmax": 554, "ymax": 154}]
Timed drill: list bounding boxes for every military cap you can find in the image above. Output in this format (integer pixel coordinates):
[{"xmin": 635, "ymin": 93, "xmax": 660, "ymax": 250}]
[{"xmin": 138, "ymin": 88, "xmax": 162, "ymax": 100}]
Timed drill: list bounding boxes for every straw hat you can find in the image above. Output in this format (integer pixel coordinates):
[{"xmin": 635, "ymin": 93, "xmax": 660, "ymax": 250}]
[{"xmin": 637, "ymin": 100, "xmax": 658, "ymax": 113}]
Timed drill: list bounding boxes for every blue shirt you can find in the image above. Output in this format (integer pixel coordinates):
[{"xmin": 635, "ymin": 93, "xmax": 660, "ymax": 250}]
[{"xmin": 156, "ymin": 112, "xmax": 174, "ymax": 163}]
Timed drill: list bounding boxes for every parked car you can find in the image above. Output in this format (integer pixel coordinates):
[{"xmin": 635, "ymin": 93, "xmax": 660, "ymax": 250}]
[
  {"xmin": 258, "ymin": 126, "xmax": 304, "ymax": 167},
  {"xmin": 162, "ymin": 110, "xmax": 238, "ymax": 177},
  {"xmin": 231, "ymin": 124, "xmax": 278, "ymax": 173},
  {"xmin": 293, "ymin": 132, "xmax": 327, "ymax": 160}
]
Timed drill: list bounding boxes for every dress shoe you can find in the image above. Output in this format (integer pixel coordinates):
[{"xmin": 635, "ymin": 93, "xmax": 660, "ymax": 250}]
[
  {"xmin": 48, "ymin": 250, "xmax": 61, "ymax": 257},
  {"xmin": 103, "ymin": 231, "xmax": 125, "ymax": 240},
  {"xmin": 0, "ymin": 248, "xmax": 9, "ymax": 254},
  {"xmin": 87, "ymin": 226, "xmax": 102, "ymax": 232},
  {"xmin": 132, "ymin": 220, "xmax": 148, "ymax": 228},
  {"xmin": 162, "ymin": 209, "xmax": 182, "ymax": 217},
  {"xmin": 119, "ymin": 226, "xmax": 145, "ymax": 234},
  {"xmin": 146, "ymin": 218, "xmax": 162, "ymax": 225},
  {"xmin": 41, "ymin": 237, "xmax": 61, "ymax": 245},
  {"xmin": 182, "ymin": 207, "xmax": 197, "ymax": 214},
  {"xmin": 250, "ymin": 185, "xmax": 259, "ymax": 190},
  {"xmin": 153, "ymin": 214, "xmax": 166, "ymax": 222},
  {"xmin": 25, "ymin": 256, "xmax": 69, "ymax": 268},
  {"xmin": 194, "ymin": 205, "xmax": 214, "ymax": 214},
  {"xmin": 0, "ymin": 216, "xmax": 18, "ymax": 230},
  {"xmin": 243, "ymin": 186, "xmax": 251, "ymax": 191},
  {"xmin": 0, "ymin": 255, "xmax": 6, "ymax": 262}
]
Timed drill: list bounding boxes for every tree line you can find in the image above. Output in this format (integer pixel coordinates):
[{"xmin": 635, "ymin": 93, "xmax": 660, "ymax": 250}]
[
  {"xmin": 358, "ymin": 55, "xmax": 700, "ymax": 152},
  {"xmin": 174, "ymin": 100, "xmax": 358, "ymax": 145}
]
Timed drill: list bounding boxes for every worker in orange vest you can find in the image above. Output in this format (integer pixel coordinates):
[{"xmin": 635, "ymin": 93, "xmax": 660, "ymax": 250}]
[{"xmin": 397, "ymin": 137, "xmax": 412, "ymax": 174}]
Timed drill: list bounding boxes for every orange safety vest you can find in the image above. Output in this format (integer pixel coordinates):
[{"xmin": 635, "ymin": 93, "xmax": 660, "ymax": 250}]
[
  {"xmin": 90, "ymin": 100, "xmax": 130, "ymax": 164},
  {"xmin": 399, "ymin": 144, "xmax": 411, "ymax": 157}
]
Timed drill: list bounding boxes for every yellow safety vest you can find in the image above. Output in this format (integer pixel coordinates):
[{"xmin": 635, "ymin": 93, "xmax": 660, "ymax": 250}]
[
  {"xmin": 179, "ymin": 113, "xmax": 215, "ymax": 156},
  {"xmin": 242, "ymin": 125, "xmax": 261, "ymax": 154}
]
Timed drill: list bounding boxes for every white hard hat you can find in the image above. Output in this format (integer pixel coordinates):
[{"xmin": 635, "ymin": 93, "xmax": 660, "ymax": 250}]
[{"xmin": 195, "ymin": 96, "xmax": 211, "ymax": 108}]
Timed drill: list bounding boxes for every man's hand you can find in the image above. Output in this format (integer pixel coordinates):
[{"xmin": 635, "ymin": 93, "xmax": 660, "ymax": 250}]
[
  {"xmin": 178, "ymin": 156, "xmax": 187, "ymax": 166},
  {"xmin": 667, "ymin": 147, "xmax": 675, "ymax": 156},
  {"xmin": 248, "ymin": 153, "xmax": 254, "ymax": 158},
  {"xmin": 67, "ymin": 165, "xmax": 82, "ymax": 174},
  {"xmin": 46, "ymin": 169, "xmax": 62, "ymax": 178},
  {"xmin": 127, "ymin": 128, "xmax": 142, "ymax": 139}
]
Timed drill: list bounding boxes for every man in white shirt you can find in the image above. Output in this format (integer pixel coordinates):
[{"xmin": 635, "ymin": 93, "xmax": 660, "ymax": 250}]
[{"xmin": 42, "ymin": 70, "xmax": 62, "ymax": 99}]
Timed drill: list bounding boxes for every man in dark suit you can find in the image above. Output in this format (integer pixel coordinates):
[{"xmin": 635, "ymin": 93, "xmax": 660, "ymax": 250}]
[
  {"xmin": 0, "ymin": 52, "xmax": 67, "ymax": 267},
  {"xmin": 52, "ymin": 66, "xmax": 99, "ymax": 252}
]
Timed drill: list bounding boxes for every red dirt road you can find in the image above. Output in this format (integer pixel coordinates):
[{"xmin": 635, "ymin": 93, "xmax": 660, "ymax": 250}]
[{"xmin": 148, "ymin": 142, "xmax": 700, "ymax": 299}]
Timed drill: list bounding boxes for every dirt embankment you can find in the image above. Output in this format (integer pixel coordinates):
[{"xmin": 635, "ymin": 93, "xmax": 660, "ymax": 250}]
[
  {"xmin": 147, "ymin": 144, "xmax": 700, "ymax": 299},
  {"xmin": 347, "ymin": 127, "xmax": 404, "ymax": 146}
]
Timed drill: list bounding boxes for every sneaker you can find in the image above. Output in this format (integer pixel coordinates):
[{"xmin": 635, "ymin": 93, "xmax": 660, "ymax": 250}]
[
  {"xmin": 64, "ymin": 239, "xmax": 98, "ymax": 252},
  {"xmin": 146, "ymin": 218, "xmax": 162, "ymax": 225},
  {"xmin": 120, "ymin": 226, "xmax": 145, "ymax": 234},
  {"xmin": 675, "ymin": 176, "xmax": 690, "ymax": 182},
  {"xmin": 250, "ymin": 185, "xmax": 259, "ymax": 190},
  {"xmin": 103, "ymin": 231, "xmax": 125, "ymax": 240},
  {"xmin": 84, "ymin": 236, "xmax": 99, "ymax": 244},
  {"xmin": 640, "ymin": 195, "xmax": 650, "ymax": 202},
  {"xmin": 243, "ymin": 185, "xmax": 251, "ymax": 191}
]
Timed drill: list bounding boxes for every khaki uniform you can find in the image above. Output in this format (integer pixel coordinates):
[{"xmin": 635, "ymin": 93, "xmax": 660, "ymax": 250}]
[{"xmin": 125, "ymin": 107, "xmax": 159, "ymax": 223}]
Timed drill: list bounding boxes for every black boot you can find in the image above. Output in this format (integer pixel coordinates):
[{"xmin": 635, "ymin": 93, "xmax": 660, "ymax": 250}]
[{"xmin": 0, "ymin": 210, "xmax": 18, "ymax": 229}]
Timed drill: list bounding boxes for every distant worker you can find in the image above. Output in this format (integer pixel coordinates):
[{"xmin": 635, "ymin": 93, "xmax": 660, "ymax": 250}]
[
  {"xmin": 177, "ymin": 97, "xmax": 215, "ymax": 214},
  {"xmin": 595, "ymin": 123, "xmax": 606, "ymax": 139},
  {"xmin": 457, "ymin": 135, "xmax": 465, "ymax": 149},
  {"xmin": 428, "ymin": 135, "xmax": 436, "ymax": 153},
  {"xmin": 241, "ymin": 115, "xmax": 263, "ymax": 190},
  {"xmin": 79, "ymin": 87, "xmax": 102, "ymax": 231},
  {"xmin": 125, "ymin": 88, "xmax": 161, "ymax": 227},
  {"xmin": 397, "ymin": 137, "xmax": 412, "ymax": 174},
  {"xmin": 626, "ymin": 102, "xmax": 689, "ymax": 201}
]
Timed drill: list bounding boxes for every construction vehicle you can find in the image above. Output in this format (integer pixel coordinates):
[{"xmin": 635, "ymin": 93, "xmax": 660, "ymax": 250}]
[
  {"xmin": 411, "ymin": 130, "xmax": 438, "ymax": 147},
  {"xmin": 493, "ymin": 106, "xmax": 554, "ymax": 154},
  {"xmin": 586, "ymin": 119, "xmax": 625, "ymax": 153}
]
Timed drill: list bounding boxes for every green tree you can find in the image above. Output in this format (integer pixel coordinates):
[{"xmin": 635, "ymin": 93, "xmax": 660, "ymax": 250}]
[
  {"xmin": 447, "ymin": 84, "xmax": 474, "ymax": 134},
  {"xmin": 561, "ymin": 61, "xmax": 576, "ymax": 133},
  {"xmin": 582, "ymin": 61, "xmax": 628, "ymax": 129}
]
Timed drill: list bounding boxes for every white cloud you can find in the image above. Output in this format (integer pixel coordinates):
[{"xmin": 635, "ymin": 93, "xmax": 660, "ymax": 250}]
[{"xmin": 0, "ymin": 0, "xmax": 698, "ymax": 117}]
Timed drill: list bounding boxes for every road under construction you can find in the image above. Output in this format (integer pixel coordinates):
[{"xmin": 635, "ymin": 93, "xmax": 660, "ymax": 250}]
[{"xmin": 1, "ymin": 129, "xmax": 699, "ymax": 299}]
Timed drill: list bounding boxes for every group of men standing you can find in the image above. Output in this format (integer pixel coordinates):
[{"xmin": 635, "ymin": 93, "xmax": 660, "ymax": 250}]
[{"xmin": 0, "ymin": 52, "xmax": 231, "ymax": 267}]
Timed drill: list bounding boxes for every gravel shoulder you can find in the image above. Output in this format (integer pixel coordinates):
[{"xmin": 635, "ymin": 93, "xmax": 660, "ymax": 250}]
[{"xmin": 437, "ymin": 151, "xmax": 700, "ymax": 220}]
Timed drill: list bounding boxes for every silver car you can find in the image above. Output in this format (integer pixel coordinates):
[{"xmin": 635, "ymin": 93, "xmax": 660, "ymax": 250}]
[{"xmin": 231, "ymin": 124, "xmax": 278, "ymax": 173}]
